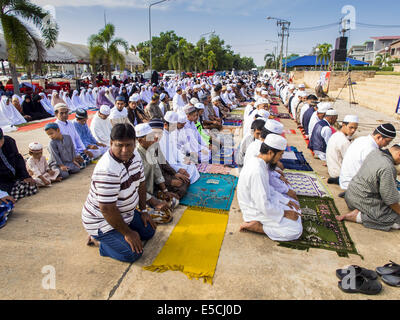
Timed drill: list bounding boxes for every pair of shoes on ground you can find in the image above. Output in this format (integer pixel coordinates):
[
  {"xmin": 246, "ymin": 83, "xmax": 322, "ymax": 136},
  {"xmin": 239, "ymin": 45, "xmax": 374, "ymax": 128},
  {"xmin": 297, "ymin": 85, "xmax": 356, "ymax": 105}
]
[{"xmin": 336, "ymin": 261, "xmax": 400, "ymax": 295}]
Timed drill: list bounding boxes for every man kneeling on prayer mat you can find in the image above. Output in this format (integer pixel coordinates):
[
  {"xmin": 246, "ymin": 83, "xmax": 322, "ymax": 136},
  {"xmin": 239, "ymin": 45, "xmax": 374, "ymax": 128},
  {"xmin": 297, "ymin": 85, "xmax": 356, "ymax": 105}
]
[
  {"xmin": 337, "ymin": 145, "xmax": 400, "ymax": 231},
  {"xmin": 308, "ymin": 108, "xmax": 338, "ymax": 161},
  {"xmin": 326, "ymin": 115, "xmax": 359, "ymax": 185},
  {"xmin": 237, "ymin": 119, "xmax": 266, "ymax": 167},
  {"xmin": 82, "ymin": 123, "xmax": 156, "ymax": 262},
  {"xmin": 237, "ymin": 134, "xmax": 303, "ymax": 241},
  {"xmin": 135, "ymin": 123, "xmax": 186, "ymax": 223},
  {"xmin": 159, "ymin": 111, "xmax": 200, "ymax": 184}
]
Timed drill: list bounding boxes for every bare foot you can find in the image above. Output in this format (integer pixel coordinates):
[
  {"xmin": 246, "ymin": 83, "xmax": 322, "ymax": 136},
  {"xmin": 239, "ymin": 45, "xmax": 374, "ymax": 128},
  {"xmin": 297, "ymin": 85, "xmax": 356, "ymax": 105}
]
[
  {"xmin": 336, "ymin": 209, "xmax": 359, "ymax": 222},
  {"xmin": 55, "ymin": 177, "xmax": 62, "ymax": 182},
  {"xmin": 239, "ymin": 221, "xmax": 264, "ymax": 234},
  {"xmin": 86, "ymin": 236, "xmax": 99, "ymax": 247}
]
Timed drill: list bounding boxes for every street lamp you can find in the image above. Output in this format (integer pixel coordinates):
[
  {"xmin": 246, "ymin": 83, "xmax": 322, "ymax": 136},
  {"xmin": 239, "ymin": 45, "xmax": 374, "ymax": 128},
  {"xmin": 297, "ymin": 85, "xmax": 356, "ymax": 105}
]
[{"xmin": 149, "ymin": 0, "xmax": 170, "ymax": 75}]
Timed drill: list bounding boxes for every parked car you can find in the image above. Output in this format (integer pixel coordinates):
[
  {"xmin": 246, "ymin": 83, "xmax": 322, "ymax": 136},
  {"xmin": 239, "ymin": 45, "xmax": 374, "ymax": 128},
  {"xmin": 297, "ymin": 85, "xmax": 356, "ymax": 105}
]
[
  {"xmin": 196, "ymin": 69, "xmax": 215, "ymax": 77},
  {"xmin": 163, "ymin": 70, "xmax": 177, "ymax": 80}
]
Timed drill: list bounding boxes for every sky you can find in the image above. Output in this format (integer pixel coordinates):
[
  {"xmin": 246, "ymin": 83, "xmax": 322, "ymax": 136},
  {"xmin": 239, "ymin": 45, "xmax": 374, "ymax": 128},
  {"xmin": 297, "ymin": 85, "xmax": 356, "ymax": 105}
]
[{"xmin": 31, "ymin": 0, "xmax": 400, "ymax": 66}]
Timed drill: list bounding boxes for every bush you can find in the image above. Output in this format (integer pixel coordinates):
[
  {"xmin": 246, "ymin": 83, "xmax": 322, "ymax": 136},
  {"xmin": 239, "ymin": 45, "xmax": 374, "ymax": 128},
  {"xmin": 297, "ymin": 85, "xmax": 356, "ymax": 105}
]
[{"xmin": 348, "ymin": 66, "xmax": 394, "ymax": 71}]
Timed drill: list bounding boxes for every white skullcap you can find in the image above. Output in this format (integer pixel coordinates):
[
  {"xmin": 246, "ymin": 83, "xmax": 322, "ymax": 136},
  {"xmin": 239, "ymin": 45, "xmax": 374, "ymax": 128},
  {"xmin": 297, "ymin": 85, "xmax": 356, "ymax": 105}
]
[
  {"xmin": 177, "ymin": 111, "xmax": 188, "ymax": 123},
  {"xmin": 317, "ymin": 102, "xmax": 331, "ymax": 114},
  {"xmin": 129, "ymin": 93, "xmax": 140, "ymax": 102},
  {"xmin": 29, "ymin": 142, "xmax": 43, "ymax": 151},
  {"xmin": 195, "ymin": 103, "xmax": 205, "ymax": 110},
  {"xmin": 261, "ymin": 90, "xmax": 269, "ymax": 96},
  {"xmin": 256, "ymin": 98, "xmax": 269, "ymax": 106},
  {"xmin": 265, "ymin": 119, "xmax": 284, "ymax": 135},
  {"xmin": 227, "ymin": 86, "xmax": 232, "ymax": 91},
  {"xmin": 256, "ymin": 88, "xmax": 262, "ymax": 92},
  {"xmin": 212, "ymin": 96, "xmax": 220, "ymax": 102},
  {"xmin": 298, "ymin": 91, "xmax": 308, "ymax": 97},
  {"xmin": 299, "ymin": 84, "xmax": 306, "ymax": 88},
  {"xmin": 54, "ymin": 103, "xmax": 68, "ymax": 111},
  {"xmin": 264, "ymin": 134, "xmax": 287, "ymax": 151},
  {"xmin": 257, "ymin": 109, "xmax": 270, "ymax": 119},
  {"xmin": 164, "ymin": 111, "xmax": 178, "ymax": 124},
  {"xmin": 190, "ymin": 97, "xmax": 199, "ymax": 105},
  {"xmin": 99, "ymin": 105, "xmax": 110, "ymax": 116},
  {"xmin": 343, "ymin": 115, "xmax": 359, "ymax": 123},
  {"xmin": 288, "ymin": 84, "xmax": 295, "ymax": 89},
  {"xmin": 326, "ymin": 109, "xmax": 338, "ymax": 116},
  {"xmin": 160, "ymin": 93, "xmax": 166, "ymax": 101},
  {"xmin": 135, "ymin": 123, "xmax": 153, "ymax": 138}
]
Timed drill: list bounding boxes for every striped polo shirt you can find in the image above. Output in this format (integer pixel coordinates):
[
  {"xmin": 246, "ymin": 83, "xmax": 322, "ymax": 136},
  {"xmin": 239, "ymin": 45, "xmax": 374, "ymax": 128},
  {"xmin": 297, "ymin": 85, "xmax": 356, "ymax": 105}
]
[{"xmin": 81, "ymin": 149, "xmax": 145, "ymax": 236}]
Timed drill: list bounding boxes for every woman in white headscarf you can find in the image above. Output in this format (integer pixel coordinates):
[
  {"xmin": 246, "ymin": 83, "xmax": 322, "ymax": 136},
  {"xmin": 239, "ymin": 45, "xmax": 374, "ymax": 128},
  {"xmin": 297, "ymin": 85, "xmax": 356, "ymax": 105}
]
[
  {"xmin": 92, "ymin": 87, "xmax": 99, "ymax": 102},
  {"xmin": 105, "ymin": 88, "xmax": 115, "ymax": 105},
  {"xmin": 39, "ymin": 92, "xmax": 55, "ymax": 116},
  {"xmin": 71, "ymin": 90, "xmax": 83, "ymax": 111},
  {"xmin": 0, "ymin": 95, "xmax": 26, "ymax": 126},
  {"xmin": 78, "ymin": 88, "xmax": 90, "ymax": 109},
  {"xmin": 62, "ymin": 91, "xmax": 74, "ymax": 111},
  {"xmin": 87, "ymin": 88, "xmax": 96, "ymax": 106}
]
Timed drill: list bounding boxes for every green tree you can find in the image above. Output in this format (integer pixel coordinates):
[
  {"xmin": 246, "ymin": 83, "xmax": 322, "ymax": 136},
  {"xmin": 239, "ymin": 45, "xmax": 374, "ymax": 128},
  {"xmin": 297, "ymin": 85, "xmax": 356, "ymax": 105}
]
[
  {"xmin": 0, "ymin": 0, "xmax": 59, "ymax": 94},
  {"xmin": 88, "ymin": 23, "xmax": 129, "ymax": 80},
  {"xmin": 316, "ymin": 43, "xmax": 332, "ymax": 70},
  {"xmin": 168, "ymin": 38, "xmax": 187, "ymax": 73},
  {"xmin": 264, "ymin": 53, "xmax": 277, "ymax": 69},
  {"xmin": 207, "ymin": 50, "xmax": 217, "ymax": 70}
]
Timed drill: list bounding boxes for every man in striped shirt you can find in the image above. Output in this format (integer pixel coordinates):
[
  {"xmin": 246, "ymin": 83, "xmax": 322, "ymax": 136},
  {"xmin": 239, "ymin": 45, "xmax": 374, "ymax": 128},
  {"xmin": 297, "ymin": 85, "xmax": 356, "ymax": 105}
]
[{"xmin": 82, "ymin": 124, "xmax": 156, "ymax": 263}]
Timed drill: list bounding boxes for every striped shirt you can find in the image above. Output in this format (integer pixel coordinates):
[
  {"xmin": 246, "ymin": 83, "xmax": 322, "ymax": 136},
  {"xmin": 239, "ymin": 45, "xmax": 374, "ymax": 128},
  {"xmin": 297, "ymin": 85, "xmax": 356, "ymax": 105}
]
[{"xmin": 81, "ymin": 149, "xmax": 145, "ymax": 236}]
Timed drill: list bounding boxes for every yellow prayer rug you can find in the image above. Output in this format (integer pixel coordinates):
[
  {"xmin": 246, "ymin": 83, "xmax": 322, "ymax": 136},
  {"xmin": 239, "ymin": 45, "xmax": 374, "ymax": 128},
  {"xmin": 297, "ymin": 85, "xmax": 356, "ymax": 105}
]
[{"xmin": 143, "ymin": 207, "xmax": 229, "ymax": 284}]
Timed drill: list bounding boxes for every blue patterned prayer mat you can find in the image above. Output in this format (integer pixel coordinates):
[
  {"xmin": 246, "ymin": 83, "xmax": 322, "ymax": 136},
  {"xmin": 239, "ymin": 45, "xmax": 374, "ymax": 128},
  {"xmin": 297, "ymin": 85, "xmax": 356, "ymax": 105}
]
[
  {"xmin": 285, "ymin": 146, "xmax": 298, "ymax": 152},
  {"xmin": 209, "ymin": 146, "xmax": 238, "ymax": 168},
  {"xmin": 280, "ymin": 152, "xmax": 313, "ymax": 171},
  {"xmin": 180, "ymin": 173, "xmax": 238, "ymax": 211}
]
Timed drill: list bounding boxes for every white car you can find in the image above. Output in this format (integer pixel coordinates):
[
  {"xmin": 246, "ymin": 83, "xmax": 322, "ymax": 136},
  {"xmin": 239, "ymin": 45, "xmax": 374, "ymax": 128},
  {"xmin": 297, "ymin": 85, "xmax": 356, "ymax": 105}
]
[{"xmin": 163, "ymin": 70, "xmax": 177, "ymax": 80}]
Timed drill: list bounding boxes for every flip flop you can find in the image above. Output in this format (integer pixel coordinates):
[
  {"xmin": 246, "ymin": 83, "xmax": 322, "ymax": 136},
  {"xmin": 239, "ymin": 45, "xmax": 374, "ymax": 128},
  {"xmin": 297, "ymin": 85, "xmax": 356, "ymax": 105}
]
[
  {"xmin": 381, "ymin": 274, "xmax": 400, "ymax": 287},
  {"xmin": 338, "ymin": 275, "xmax": 382, "ymax": 295},
  {"xmin": 376, "ymin": 261, "xmax": 400, "ymax": 276},
  {"xmin": 336, "ymin": 265, "xmax": 378, "ymax": 280}
]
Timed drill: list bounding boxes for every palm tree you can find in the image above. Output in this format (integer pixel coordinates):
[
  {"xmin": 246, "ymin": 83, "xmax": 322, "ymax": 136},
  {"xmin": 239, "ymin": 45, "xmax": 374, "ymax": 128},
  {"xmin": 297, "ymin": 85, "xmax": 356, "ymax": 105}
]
[
  {"xmin": 0, "ymin": 0, "xmax": 59, "ymax": 94},
  {"xmin": 88, "ymin": 23, "xmax": 129, "ymax": 81},
  {"xmin": 264, "ymin": 53, "xmax": 277, "ymax": 69},
  {"xmin": 316, "ymin": 43, "xmax": 332, "ymax": 70},
  {"xmin": 168, "ymin": 39, "xmax": 187, "ymax": 73},
  {"xmin": 129, "ymin": 44, "xmax": 138, "ymax": 55},
  {"xmin": 207, "ymin": 50, "xmax": 217, "ymax": 70}
]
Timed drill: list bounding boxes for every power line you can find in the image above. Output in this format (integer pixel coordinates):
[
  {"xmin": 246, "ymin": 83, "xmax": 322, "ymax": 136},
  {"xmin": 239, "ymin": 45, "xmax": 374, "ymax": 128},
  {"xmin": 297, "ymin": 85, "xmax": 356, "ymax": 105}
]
[{"xmin": 356, "ymin": 22, "xmax": 400, "ymax": 28}]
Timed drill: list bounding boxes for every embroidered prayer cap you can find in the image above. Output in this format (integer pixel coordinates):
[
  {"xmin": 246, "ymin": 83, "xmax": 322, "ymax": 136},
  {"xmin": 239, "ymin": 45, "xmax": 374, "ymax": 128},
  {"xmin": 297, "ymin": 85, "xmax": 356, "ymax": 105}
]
[
  {"xmin": 184, "ymin": 104, "xmax": 196, "ymax": 114},
  {"xmin": 212, "ymin": 96, "xmax": 220, "ymax": 102},
  {"xmin": 129, "ymin": 93, "xmax": 140, "ymax": 102},
  {"xmin": 177, "ymin": 111, "xmax": 188, "ymax": 123},
  {"xmin": 265, "ymin": 119, "xmax": 284, "ymax": 135},
  {"xmin": 75, "ymin": 108, "xmax": 88, "ymax": 119},
  {"xmin": 261, "ymin": 90, "xmax": 269, "ymax": 96},
  {"xmin": 227, "ymin": 86, "xmax": 232, "ymax": 91},
  {"xmin": 54, "ymin": 103, "xmax": 69, "ymax": 112},
  {"xmin": 195, "ymin": 103, "xmax": 205, "ymax": 110},
  {"xmin": 256, "ymin": 88, "xmax": 262, "ymax": 92},
  {"xmin": 135, "ymin": 123, "xmax": 153, "ymax": 138},
  {"xmin": 28, "ymin": 142, "xmax": 43, "ymax": 151},
  {"xmin": 44, "ymin": 122, "xmax": 59, "ymax": 131},
  {"xmin": 99, "ymin": 105, "xmax": 111, "ymax": 116},
  {"xmin": 288, "ymin": 84, "xmax": 295, "ymax": 89},
  {"xmin": 298, "ymin": 84, "xmax": 306, "ymax": 88},
  {"xmin": 317, "ymin": 102, "xmax": 331, "ymax": 114},
  {"xmin": 298, "ymin": 91, "xmax": 308, "ymax": 97},
  {"xmin": 255, "ymin": 98, "xmax": 269, "ymax": 107},
  {"xmin": 343, "ymin": 115, "xmax": 359, "ymax": 123},
  {"xmin": 376, "ymin": 123, "xmax": 396, "ymax": 139},
  {"xmin": 257, "ymin": 109, "xmax": 270, "ymax": 119},
  {"xmin": 164, "ymin": 111, "xmax": 178, "ymax": 124},
  {"xmin": 116, "ymin": 95, "xmax": 126, "ymax": 102},
  {"xmin": 149, "ymin": 119, "xmax": 164, "ymax": 129},
  {"xmin": 265, "ymin": 133, "xmax": 287, "ymax": 151},
  {"xmin": 190, "ymin": 97, "xmax": 199, "ymax": 105},
  {"xmin": 325, "ymin": 109, "xmax": 338, "ymax": 116},
  {"xmin": 152, "ymin": 93, "xmax": 159, "ymax": 101},
  {"xmin": 160, "ymin": 93, "xmax": 166, "ymax": 101}
]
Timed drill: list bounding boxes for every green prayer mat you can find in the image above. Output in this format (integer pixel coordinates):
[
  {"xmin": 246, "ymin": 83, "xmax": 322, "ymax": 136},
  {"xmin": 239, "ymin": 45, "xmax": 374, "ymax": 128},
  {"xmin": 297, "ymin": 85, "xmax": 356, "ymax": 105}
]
[{"xmin": 278, "ymin": 196, "xmax": 362, "ymax": 258}]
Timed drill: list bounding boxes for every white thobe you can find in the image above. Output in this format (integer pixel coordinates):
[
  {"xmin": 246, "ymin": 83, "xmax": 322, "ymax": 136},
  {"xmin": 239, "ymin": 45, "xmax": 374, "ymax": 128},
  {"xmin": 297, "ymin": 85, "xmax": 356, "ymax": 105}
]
[
  {"xmin": 308, "ymin": 112, "xmax": 320, "ymax": 139},
  {"xmin": 90, "ymin": 112, "xmax": 112, "ymax": 147},
  {"xmin": 339, "ymin": 135, "xmax": 379, "ymax": 190},
  {"xmin": 313, "ymin": 119, "xmax": 333, "ymax": 161},
  {"xmin": 299, "ymin": 103, "xmax": 310, "ymax": 126},
  {"xmin": 244, "ymin": 103, "xmax": 255, "ymax": 119},
  {"xmin": 237, "ymin": 157, "xmax": 302, "ymax": 241},
  {"xmin": 326, "ymin": 131, "xmax": 351, "ymax": 178},
  {"xmin": 172, "ymin": 94, "xmax": 185, "ymax": 112},
  {"xmin": 159, "ymin": 129, "xmax": 200, "ymax": 184},
  {"xmin": 179, "ymin": 124, "xmax": 210, "ymax": 163},
  {"xmin": 109, "ymin": 107, "xmax": 129, "ymax": 127}
]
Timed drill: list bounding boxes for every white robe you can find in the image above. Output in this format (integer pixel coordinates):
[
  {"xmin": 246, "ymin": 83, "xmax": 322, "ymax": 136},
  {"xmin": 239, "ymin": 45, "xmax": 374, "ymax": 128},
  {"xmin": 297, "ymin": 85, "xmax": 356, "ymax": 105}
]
[
  {"xmin": 159, "ymin": 129, "xmax": 200, "ymax": 184},
  {"xmin": 339, "ymin": 135, "xmax": 379, "ymax": 190},
  {"xmin": 308, "ymin": 111, "xmax": 320, "ymax": 139},
  {"xmin": 172, "ymin": 93, "xmax": 185, "ymax": 112},
  {"xmin": 0, "ymin": 96, "xmax": 26, "ymax": 126},
  {"xmin": 237, "ymin": 157, "xmax": 302, "ymax": 241},
  {"xmin": 109, "ymin": 107, "xmax": 129, "ymax": 127},
  {"xmin": 326, "ymin": 131, "xmax": 351, "ymax": 178},
  {"xmin": 89, "ymin": 112, "xmax": 112, "ymax": 146}
]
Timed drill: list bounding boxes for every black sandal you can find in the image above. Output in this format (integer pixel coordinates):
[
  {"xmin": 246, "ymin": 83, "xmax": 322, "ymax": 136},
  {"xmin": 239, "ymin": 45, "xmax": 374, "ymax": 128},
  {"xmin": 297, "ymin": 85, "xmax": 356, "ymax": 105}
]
[
  {"xmin": 381, "ymin": 273, "xmax": 400, "ymax": 287},
  {"xmin": 376, "ymin": 261, "xmax": 400, "ymax": 276},
  {"xmin": 336, "ymin": 265, "xmax": 377, "ymax": 280},
  {"xmin": 338, "ymin": 274, "xmax": 382, "ymax": 295}
]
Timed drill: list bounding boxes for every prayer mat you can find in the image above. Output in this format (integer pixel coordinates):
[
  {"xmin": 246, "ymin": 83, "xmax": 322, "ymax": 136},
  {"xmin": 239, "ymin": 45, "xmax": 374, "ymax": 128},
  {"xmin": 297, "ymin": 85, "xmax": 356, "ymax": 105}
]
[
  {"xmin": 210, "ymin": 146, "xmax": 237, "ymax": 167},
  {"xmin": 230, "ymin": 109, "xmax": 245, "ymax": 115},
  {"xmin": 278, "ymin": 196, "xmax": 361, "ymax": 258},
  {"xmin": 197, "ymin": 164, "xmax": 232, "ymax": 175},
  {"xmin": 179, "ymin": 173, "xmax": 238, "ymax": 211},
  {"xmin": 225, "ymin": 114, "xmax": 243, "ymax": 120},
  {"xmin": 270, "ymin": 105, "xmax": 279, "ymax": 114},
  {"xmin": 284, "ymin": 170, "xmax": 333, "ymax": 198},
  {"xmin": 222, "ymin": 119, "xmax": 242, "ymax": 126},
  {"xmin": 276, "ymin": 113, "xmax": 291, "ymax": 119},
  {"xmin": 283, "ymin": 129, "xmax": 297, "ymax": 135},
  {"xmin": 285, "ymin": 146, "xmax": 298, "ymax": 152},
  {"xmin": 144, "ymin": 207, "xmax": 229, "ymax": 284},
  {"xmin": 281, "ymin": 152, "xmax": 313, "ymax": 171}
]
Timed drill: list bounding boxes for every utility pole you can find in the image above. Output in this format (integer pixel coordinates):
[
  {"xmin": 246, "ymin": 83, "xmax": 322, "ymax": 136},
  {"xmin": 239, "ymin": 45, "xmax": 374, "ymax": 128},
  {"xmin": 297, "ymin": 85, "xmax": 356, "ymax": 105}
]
[{"xmin": 267, "ymin": 17, "xmax": 290, "ymax": 73}]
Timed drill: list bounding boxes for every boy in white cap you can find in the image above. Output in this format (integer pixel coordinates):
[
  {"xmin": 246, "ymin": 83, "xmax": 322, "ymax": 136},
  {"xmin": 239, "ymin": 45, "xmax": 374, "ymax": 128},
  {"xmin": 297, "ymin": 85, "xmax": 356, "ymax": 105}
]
[
  {"xmin": 26, "ymin": 142, "xmax": 61, "ymax": 186},
  {"xmin": 90, "ymin": 105, "xmax": 113, "ymax": 147},
  {"xmin": 237, "ymin": 134, "xmax": 303, "ymax": 241},
  {"xmin": 308, "ymin": 102, "xmax": 331, "ymax": 139},
  {"xmin": 308, "ymin": 108, "xmax": 338, "ymax": 161},
  {"xmin": 326, "ymin": 115, "xmax": 359, "ymax": 184}
]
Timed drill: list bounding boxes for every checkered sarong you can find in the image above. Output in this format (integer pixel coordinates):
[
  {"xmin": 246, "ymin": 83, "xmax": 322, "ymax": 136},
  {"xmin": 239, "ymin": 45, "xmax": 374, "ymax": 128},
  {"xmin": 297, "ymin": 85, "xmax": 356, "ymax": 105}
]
[{"xmin": 10, "ymin": 180, "xmax": 38, "ymax": 202}]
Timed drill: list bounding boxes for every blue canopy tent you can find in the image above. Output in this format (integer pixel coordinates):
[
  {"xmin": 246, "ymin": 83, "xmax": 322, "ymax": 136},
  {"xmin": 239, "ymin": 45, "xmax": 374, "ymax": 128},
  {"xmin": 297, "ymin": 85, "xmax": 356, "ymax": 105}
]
[{"xmin": 284, "ymin": 55, "xmax": 369, "ymax": 67}]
